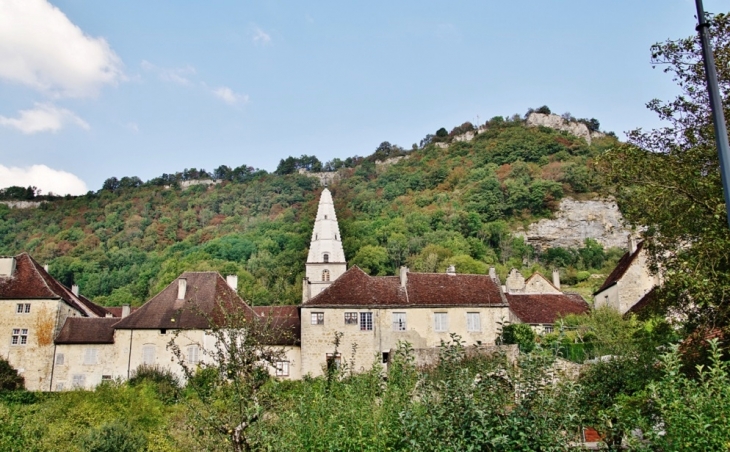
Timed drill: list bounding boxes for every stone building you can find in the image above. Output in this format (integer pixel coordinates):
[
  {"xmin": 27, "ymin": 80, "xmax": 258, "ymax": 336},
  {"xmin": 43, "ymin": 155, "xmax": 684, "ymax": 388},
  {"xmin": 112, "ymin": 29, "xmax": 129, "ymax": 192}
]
[{"xmin": 593, "ymin": 238, "xmax": 659, "ymax": 315}]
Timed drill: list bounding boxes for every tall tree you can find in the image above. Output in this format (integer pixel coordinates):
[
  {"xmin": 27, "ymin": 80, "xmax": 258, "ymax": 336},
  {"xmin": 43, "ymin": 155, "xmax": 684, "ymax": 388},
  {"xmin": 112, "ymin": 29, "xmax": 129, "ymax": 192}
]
[{"xmin": 599, "ymin": 12, "xmax": 730, "ymax": 329}]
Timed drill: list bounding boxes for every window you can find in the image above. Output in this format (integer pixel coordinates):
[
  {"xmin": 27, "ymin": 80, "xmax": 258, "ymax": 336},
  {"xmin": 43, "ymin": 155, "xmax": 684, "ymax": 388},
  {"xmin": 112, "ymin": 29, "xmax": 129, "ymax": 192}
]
[
  {"xmin": 392, "ymin": 312, "xmax": 406, "ymax": 331},
  {"xmin": 326, "ymin": 353, "xmax": 341, "ymax": 369},
  {"xmin": 360, "ymin": 312, "xmax": 373, "ymax": 331},
  {"xmin": 142, "ymin": 345, "xmax": 156, "ymax": 365},
  {"xmin": 11, "ymin": 328, "xmax": 28, "ymax": 345},
  {"xmin": 322, "ymin": 269, "xmax": 330, "ymax": 281},
  {"xmin": 55, "ymin": 382, "xmax": 65, "ymax": 391},
  {"xmin": 72, "ymin": 374, "xmax": 85, "ymax": 388},
  {"xmin": 187, "ymin": 345, "xmax": 199, "ymax": 365},
  {"xmin": 323, "ymin": 253, "xmax": 329, "ymax": 263},
  {"xmin": 160, "ymin": 329, "xmax": 167, "ymax": 335},
  {"xmin": 344, "ymin": 312, "xmax": 358, "ymax": 325},
  {"xmin": 467, "ymin": 312, "xmax": 481, "ymax": 332},
  {"xmin": 543, "ymin": 325, "xmax": 554, "ymax": 334},
  {"xmin": 84, "ymin": 348, "xmax": 98, "ymax": 365},
  {"xmin": 311, "ymin": 312, "xmax": 324, "ymax": 325},
  {"xmin": 434, "ymin": 313, "xmax": 448, "ymax": 332},
  {"xmin": 382, "ymin": 352, "xmax": 390, "ymax": 364},
  {"xmin": 16, "ymin": 303, "xmax": 30, "ymax": 314},
  {"xmin": 324, "ymin": 215, "xmax": 328, "ymax": 219},
  {"xmin": 101, "ymin": 375, "xmax": 112, "ymax": 382},
  {"xmin": 274, "ymin": 361, "xmax": 290, "ymax": 377},
  {"xmin": 55, "ymin": 353, "xmax": 65, "ymax": 366}
]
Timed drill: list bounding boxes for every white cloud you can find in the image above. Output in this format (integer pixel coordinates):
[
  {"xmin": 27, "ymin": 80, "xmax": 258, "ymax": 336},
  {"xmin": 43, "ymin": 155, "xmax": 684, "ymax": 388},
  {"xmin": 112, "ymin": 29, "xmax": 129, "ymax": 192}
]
[
  {"xmin": 0, "ymin": 164, "xmax": 88, "ymax": 195},
  {"xmin": 213, "ymin": 86, "xmax": 249, "ymax": 105},
  {"xmin": 141, "ymin": 60, "xmax": 196, "ymax": 85},
  {"xmin": 251, "ymin": 26, "xmax": 271, "ymax": 45},
  {"xmin": 0, "ymin": 0, "xmax": 124, "ymax": 97},
  {"xmin": 0, "ymin": 103, "xmax": 89, "ymax": 134}
]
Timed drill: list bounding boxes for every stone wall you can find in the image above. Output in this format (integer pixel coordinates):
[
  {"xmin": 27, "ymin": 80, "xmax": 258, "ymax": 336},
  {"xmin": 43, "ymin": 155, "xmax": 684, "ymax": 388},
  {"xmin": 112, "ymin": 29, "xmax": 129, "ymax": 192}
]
[
  {"xmin": 180, "ymin": 179, "xmax": 222, "ymax": 190},
  {"xmin": 297, "ymin": 169, "xmax": 340, "ymax": 187},
  {"xmin": 0, "ymin": 201, "xmax": 45, "ymax": 209},
  {"xmin": 406, "ymin": 344, "xmax": 518, "ymax": 369},
  {"xmin": 519, "ymin": 197, "xmax": 632, "ymax": 250}
]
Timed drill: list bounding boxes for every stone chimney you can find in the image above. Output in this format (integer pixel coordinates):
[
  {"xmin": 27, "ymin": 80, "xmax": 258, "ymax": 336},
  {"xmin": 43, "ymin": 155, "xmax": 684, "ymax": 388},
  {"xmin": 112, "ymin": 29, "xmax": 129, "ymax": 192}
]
[
  {"xmin": 446, "ymin": 265, "xmax": 456, "ymax": 275},
  {"xmin": 121, "ymin": 304, "xmax": 130, "ymax": 318},
  {"xmin": 71, "ymin": 284, "xmax": 79, "ymax": 296},
  {"xmin": 0, "ymin": 257, "xmax": 16, "ymax": 277},
  {"xmin": 226, "ymin": 275, "xmax": 238, "ymax": 293},
  {"xmin": 43, "ymin": 264, "xmax": 49, "ymax": 272},
  {"xmin": 628, "ymin": 234, "xmax": 637, "ymax": 254},
  {"xmin": 552, "ymin": 269, "xmax": 561, "ymax": 290},
  {"xmin": 302, "ymin": 278, "xmax": 311, "ymax": 303},
  {"xmin": 489, "ymin": 267, "xmax": 496, "ymax": 279},
  {"xmin": 399, "ymin": 266, "xmax": 409, "ymax": 288},
  {"xmin": 177, "ymin": 278, "xmax": 187, "ymax": 300}
]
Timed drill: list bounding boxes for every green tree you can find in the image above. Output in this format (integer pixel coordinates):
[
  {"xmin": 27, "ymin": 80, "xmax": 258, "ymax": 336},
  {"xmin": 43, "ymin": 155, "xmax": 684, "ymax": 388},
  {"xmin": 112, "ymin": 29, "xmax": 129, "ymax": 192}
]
[
  {"xmin": 350, "ymin": 245, "xmax": 389, "ymax": 275},
  {"xmin": 599, "ymin": 12, "xmax": 730, "ymax": 329}
]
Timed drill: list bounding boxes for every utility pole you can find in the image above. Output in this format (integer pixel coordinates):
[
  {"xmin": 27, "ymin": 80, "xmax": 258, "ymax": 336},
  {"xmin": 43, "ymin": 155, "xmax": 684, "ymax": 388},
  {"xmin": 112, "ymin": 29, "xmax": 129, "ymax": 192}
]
[{"xmin": 695, "ymin": 0, "xmax": 730, "ymax": 228}]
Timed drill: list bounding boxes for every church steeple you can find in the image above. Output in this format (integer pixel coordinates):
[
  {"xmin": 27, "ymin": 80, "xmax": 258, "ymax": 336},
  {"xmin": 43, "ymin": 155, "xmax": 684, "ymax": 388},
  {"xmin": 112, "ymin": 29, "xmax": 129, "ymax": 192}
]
[{"xmin": 303, "ymin": 188, "xmax": 347, "ymax": 302}]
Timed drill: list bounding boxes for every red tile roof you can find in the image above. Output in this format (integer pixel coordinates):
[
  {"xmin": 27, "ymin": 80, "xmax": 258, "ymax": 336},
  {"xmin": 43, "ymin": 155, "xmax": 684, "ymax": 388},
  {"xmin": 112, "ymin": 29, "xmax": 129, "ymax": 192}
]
[
  {"xmin": 55, "ymin": 317, "xmax": 119, "ymax": 344},
  {"xmin": 113, "ymin": 272, "xmax": 254, "ymax": 330},
  {"xmin": 252, "ymin": 306, "xmax": 301, "ymax": 345},
  {"xmin": 594, "ymin": 241, "xmax": 644, "ymax": 295},
  {"xmin": 507, "ymin": 293, "xmax": 590, "ymax": 324},
  {"xmin": 0, "ymin": 253, "xmax": 109, "ymax": 317},
  {"xmin": 304, "ymin": 266, "xmax": 507, "ymax": 308}
]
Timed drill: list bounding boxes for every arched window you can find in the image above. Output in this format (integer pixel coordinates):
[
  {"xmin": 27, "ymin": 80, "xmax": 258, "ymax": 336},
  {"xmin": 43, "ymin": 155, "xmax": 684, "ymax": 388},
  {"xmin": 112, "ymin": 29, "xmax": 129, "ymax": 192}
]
[
  {"xmin": 323, "ymin": 253, "xmax": 329, "ymax": 263},
  {"xmin": 322, "ymin": 269, "xmax": 330, "ymax": 281}
]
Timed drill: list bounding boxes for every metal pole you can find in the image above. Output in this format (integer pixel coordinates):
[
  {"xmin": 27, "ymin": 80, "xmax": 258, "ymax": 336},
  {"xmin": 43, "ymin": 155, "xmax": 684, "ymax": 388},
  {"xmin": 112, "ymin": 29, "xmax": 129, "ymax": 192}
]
[{"xmin": 695, "ymin": 0, "xmax": 730, "ymax": 228}]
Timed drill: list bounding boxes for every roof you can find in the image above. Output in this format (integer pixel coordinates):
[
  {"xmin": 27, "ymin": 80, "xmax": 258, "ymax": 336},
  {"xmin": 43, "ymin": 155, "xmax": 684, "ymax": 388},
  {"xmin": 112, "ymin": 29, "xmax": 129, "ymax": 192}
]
[
  {"xmin": 523, "ymin": 272, "xmax": 562, "ymax": 294},
  {"xmin": 307, "ymin": 188, "xmax": 346, "ymax": 264},
  {"xmin": 624, "ymin": 287, "xmax": 657, "ymax": 317},
  {"xmin": 55, "ymin": 317, "xmax": 119, "ymax": 344},
  {"xmin": 114, "ymin": 272, "xmax": 254, "ymax": 329},
  {"xmin": 0, "ymin": 253, "xmax": 109, "ymax": 317},
  {"xmin": 104, "ymin": 306, "xmax": 139, "ymax": 318},
  {"xmin": 252, "ymin": 306, "xmax": 301, "ymax": 346},
  {"xmin": 594, "ymin": 241, "xmax": 645, "ymax": 295},
  {"xmin": 304, "ymin": 266, "xmax": 507, "ymax": 308},
  {"xmin": 507, "ymin": 293, "xmax": 590, "ymax": 324}
]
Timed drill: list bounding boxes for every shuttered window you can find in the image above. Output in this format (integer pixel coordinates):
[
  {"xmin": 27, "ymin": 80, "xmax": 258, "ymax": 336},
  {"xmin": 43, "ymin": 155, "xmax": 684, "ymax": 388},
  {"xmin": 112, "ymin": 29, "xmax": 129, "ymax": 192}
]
[
  {"xmin": 84, "ymin": 348, "xmax": 98, "ymax": 365},
  {"xmin": 142, "ymin": 345, "xmax": 156, "ymax": 365},
  {"xmin": 72, "ymin": 374, "xmax": 85, "ymax": 388},
  {"xmin": 55, "ymin": 353, "xmax": 65, "ymax": 366},
  {"xmin": 467, "ymin": 312, "xmax": 481, "ymax": 332},
  {"xmin": 434, "ymin": 312, "xmax": 448, "ymax": 332},
  {"xmin": 187, "ymin": 345, "xmax": 199, "ymax": 365}
]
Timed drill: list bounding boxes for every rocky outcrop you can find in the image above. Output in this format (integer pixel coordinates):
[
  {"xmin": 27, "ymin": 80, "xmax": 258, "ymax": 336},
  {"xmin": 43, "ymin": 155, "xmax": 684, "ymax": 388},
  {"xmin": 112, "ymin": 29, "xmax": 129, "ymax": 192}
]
[
  {"xmin": 518, "ymin": 198, "xmax": 632, "ymax": 250},
  {"xmin": 0, "ymin": 201, "xmax": 45, "ymax": 208},
  {"xmin": 297, "ymin": 169, "xmax": 340, "ymax": 187},
  {"xmin": 526, "ymin": 113, "xmax": 604, "ymax": 145},
  {"xmin": 180, "ymin": 179, "xmax": 222, "ymax": 190}
]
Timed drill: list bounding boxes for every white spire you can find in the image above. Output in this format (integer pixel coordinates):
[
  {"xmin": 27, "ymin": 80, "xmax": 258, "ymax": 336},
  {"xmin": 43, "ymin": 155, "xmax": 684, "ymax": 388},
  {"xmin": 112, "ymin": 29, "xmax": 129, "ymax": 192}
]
[
  {"xmin": 303, "ymin": 188, "xmax": 347, "ymax": 301},
  {"xmin": 307, "ymin": 188, "xmax": 346, "ymax": 264}
]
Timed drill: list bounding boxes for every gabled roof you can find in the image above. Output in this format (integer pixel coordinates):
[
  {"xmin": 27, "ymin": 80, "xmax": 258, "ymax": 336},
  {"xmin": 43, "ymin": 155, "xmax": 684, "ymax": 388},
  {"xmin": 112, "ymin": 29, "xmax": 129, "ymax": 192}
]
[
  {"xmin": 114, "ymin": 272, "xmax": 254, "ymax": 329},
  {"xmin": 507, "ymin": 293, "xmax": 590, "ymax": 325},
  {"xmin": 304, "ymin": 266, "xmax": 507, "ymax": 308},
  {"xmin": 0, "ymin": 253, "xmax": 108, "ymax": 317},
  {"xmin": 252, "ymin": 306, "xmax": 301, "ymax": 346},
  {"xmin": 523, "ymin": 272, "xmax": 562, "ymax": 294},
  {"xmin": 594, "ymin": 241, "xmax": 645, "ymax": 295},
  {"xmin": 55, "ymin": 317, "xmax": 119, "ymax": 344}
]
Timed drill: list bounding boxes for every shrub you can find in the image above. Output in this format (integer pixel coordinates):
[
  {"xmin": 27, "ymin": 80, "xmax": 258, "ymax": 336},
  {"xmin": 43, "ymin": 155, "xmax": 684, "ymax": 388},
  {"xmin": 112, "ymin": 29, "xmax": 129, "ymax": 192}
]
[
  {"xmin": 501, "ymin": 323, "xmax": 536, "ymax": 353},
  {"xmin": 81, "ymin": 420, "xmax": 147, "ymax": 452},
  {"xmin": 0, "ymin": 357, "xmax": 24, "ymax": 391},
  {"xmin": 128, "ymin": 365, "xmax": 179, "ymax": 403}
]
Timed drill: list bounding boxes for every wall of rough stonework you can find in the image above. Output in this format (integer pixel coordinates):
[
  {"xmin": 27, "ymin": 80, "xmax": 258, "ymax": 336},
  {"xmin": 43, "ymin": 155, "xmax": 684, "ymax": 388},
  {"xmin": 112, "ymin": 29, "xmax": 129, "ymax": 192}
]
[
  {"xmin": 525, "ymin": 113, "xmax": 605, "ymax": 145},
  {"xmin": 407, "ymin": 344, "xmax": 518, "ymax": 368},
  {"xmin": 300, "ymin": 306, "xmax": 509, "ymax": 377},
  {"xmin": 519, "ymin": 197, "xmax": 632, "ymax": 250},
  {"xmin": 594, "ymin": 249, "xmax": 658, "ymax": 314},
  {"xmin": 0, "ymin": 201, "xmax": 45, "ymax": 208},
  {"xmin": 52, "ymin": 343, "xmax": 118, "ymax": 391}
]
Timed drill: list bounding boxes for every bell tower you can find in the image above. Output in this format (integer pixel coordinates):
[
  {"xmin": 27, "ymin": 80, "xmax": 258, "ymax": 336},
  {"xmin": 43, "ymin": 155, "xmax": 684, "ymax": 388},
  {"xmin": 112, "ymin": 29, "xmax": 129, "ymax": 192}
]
[{"xmin": 303, "ymin": 188, "xmax": 347, "ymax": 302}]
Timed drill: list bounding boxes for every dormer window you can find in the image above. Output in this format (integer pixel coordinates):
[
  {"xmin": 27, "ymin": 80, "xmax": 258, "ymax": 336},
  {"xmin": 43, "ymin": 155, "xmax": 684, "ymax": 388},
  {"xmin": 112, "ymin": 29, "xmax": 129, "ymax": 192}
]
[
  {"xmin": 324, "ymin": 215, "xmax": 328, "ymax": 219},
  {"xmin": 323, "ymin": 253, "xmax": 329, "ymax": 263},
  {"xmin": 322, "ymin": 269, "xmax": 330, "ymax": 281}
]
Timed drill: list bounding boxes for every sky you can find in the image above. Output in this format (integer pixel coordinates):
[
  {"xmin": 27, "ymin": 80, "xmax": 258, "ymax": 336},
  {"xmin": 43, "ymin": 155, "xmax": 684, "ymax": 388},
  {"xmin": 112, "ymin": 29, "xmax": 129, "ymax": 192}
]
[{"xmin": 0, "ymin": 0, "xmax": 726, "ymax": 195}]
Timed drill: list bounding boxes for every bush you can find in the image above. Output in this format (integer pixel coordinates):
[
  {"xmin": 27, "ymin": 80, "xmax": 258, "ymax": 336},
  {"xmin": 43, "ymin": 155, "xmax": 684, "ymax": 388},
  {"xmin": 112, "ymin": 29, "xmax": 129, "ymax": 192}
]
[
  {"xmin": 81, "ymin": 420, "xmax": 147, "ymax": 452},
  {"xmin": 0, "ymin": 358, "xmax": 24, "ymax": 391},
  {"xmin": 501, "ymin": 323, "xmax": 536, "ymax": 353},
  {"xmin": 128, "ymin": 365, "xmax": 179, "ymax": 403}
]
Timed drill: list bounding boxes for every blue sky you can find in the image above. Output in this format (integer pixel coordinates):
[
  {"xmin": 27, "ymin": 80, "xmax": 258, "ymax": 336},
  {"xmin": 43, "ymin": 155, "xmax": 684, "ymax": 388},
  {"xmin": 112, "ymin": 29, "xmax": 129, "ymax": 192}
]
[{"xmin": 0, "ymin": 0, "xmax": 726, "ymax": 195}]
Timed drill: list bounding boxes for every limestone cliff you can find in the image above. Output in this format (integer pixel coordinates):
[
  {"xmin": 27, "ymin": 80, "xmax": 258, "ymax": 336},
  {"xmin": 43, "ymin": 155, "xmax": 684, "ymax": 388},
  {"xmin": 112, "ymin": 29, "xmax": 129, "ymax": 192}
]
[
  {"xmin": 518, "ymin": 198, "xmax": 631, "ymax": 250},
  {"xmin": 526, "ymin": 112, "xmax": 605, "ymax": 145}
]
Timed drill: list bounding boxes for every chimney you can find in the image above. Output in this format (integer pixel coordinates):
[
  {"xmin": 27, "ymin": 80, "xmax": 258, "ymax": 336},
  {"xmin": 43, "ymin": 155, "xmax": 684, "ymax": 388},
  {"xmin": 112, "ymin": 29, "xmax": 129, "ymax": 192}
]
[
  {"xmin": 446, "ymin": 265, "xmax": 456, "ymax": 275},
  {"xmin": 399, "ymin": 266, "xmax": 409, "ymax": 288},
  {"xmin": 121, "ymin": 304, "xmax": 130, "ymax": 318},
  {"xmin": 629, "ymin": 235, "xmax": 637, "ymax": 254},
  {"xmin": 71, "ymin": 284, "xmax": 79, "ymax": 296},
  {"xmin": 0, "ymin": 257, "xmax": 16, "ymax": 277},
  {"xmin": 552, "ymin": 269, "xmax": 561, "ymax": 290},
  {"xmin": 43, "ymin": 264, "xmax": 49, "ymax": 272},
  {"xmin": 302, "ymin": 277, "xmax": 311, "ymax": 302},
  {"xmin": 177, "ymin": 278, "xmax": 187, "ymax": 300},
  {"xmin": 226, "ymin": 275, "xmax": 238, "ymax": 293},
  {"xmin": 489, "ymin": 267, "xmax": 496, "ymax": 279}
]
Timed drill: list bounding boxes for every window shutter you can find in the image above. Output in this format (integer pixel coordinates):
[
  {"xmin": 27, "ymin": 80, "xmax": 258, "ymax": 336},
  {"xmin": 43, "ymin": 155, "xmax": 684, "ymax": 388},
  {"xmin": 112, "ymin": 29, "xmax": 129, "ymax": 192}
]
[
  {"xmin": 55, "ymin": 353, "xmax": 65, "ymax": 366},
  {"xmin": 143, "ymin": 345, "xmax": 156, "ymax": 365}
]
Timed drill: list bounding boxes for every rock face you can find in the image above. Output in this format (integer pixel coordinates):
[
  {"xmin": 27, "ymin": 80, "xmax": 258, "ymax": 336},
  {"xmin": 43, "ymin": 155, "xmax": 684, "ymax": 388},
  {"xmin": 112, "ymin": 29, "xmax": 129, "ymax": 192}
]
[
  {"xmin": 0, "ymin": 201, "xmax": 45, "ymax": 208},
  {"xmin": 520, "ymin": 198, "xmax": 631, "ymax": 250},
  {"xmin": 526, "ymin": 113, "xmax": 604, "ymax": 145},
  {"xmin": 297, "ymin": 169, "xmax": 340, "ymax": 187}
]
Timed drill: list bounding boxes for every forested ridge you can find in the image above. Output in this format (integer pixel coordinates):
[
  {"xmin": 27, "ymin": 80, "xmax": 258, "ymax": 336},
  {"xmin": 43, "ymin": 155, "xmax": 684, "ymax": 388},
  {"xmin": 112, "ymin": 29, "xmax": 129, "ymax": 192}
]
[{"xmin": 0, "ymin": 112, "xmax": 621, "ymax": 306}]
